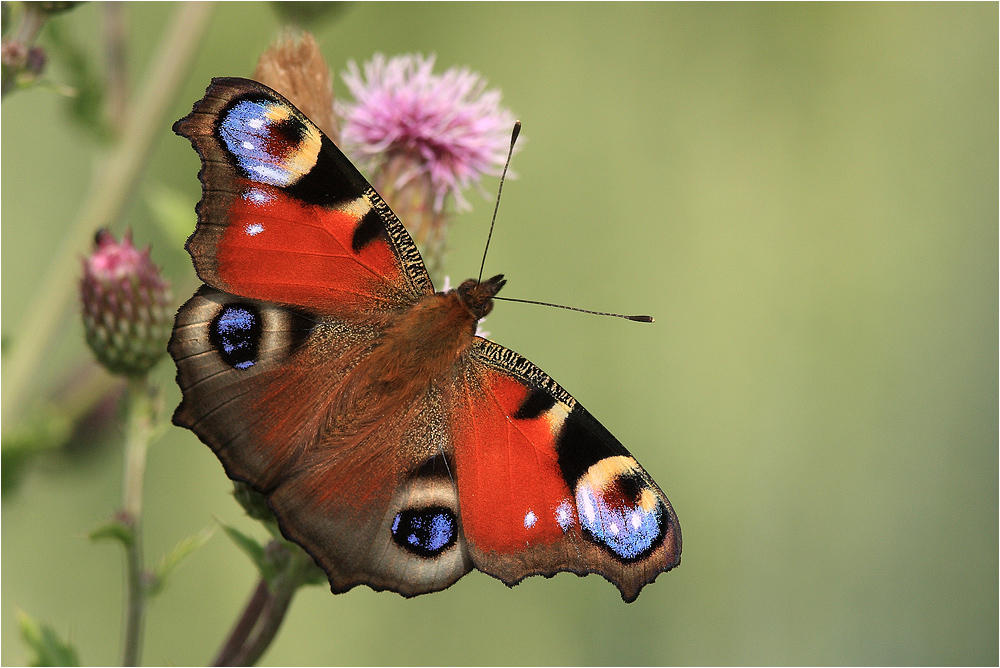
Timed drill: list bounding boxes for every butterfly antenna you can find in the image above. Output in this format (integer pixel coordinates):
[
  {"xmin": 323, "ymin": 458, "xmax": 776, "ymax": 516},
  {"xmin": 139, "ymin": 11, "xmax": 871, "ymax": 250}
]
[
  {"xmin": 478, "ymin": 121, "xmax": 521, "ymax": 284},
  {"xmin": 493, "ymin": 296, "xmax": 655, "ymax": 323}
]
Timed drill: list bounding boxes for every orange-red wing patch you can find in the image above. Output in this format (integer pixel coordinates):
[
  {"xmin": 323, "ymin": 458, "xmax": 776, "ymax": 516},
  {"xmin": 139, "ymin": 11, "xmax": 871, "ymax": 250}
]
[
  {"xmin": 213, "ymin": 182, "xmax": 407, "ymax": 314},
  {"xmin": 451, "ymin": 363, "xmax": 573, "ymax": 554}
]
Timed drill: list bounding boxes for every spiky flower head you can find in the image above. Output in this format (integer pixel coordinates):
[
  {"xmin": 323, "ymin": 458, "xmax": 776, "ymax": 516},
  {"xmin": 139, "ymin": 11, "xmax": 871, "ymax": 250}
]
[
  {"xmin": 339, "ymin": 53, "xmax": 517, "ymax": 212},
  {"xmin": 337, "ymin": 54, "xmax": 517, "ymax": 282},
  {"xmin": 80, "ymin": 229, "xmax": 172, "ymax": 377}
]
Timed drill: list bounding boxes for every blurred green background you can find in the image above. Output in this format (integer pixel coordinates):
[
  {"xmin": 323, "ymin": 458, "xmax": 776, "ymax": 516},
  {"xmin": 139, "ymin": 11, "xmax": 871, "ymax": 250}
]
[{"xmin": 2, "ymin": 2, "xmax": 996, "ymax": 665}]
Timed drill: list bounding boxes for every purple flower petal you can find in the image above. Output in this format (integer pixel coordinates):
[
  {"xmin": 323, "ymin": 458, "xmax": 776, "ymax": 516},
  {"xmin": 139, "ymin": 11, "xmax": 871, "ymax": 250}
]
[{"xmin": 338, "ymin": 54, "xmax": 518, "ymax": 213}]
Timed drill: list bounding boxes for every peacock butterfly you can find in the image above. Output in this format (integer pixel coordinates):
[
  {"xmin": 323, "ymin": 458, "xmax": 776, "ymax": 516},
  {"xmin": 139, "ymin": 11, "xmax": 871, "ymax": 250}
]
[{"xmin": 169, "ymin": 77, "xmax": 681, "ymax": 602}]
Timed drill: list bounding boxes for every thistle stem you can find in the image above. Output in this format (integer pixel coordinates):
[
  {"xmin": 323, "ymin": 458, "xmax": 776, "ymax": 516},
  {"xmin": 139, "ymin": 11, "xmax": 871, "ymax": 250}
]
[
  {"xmin": 229, "ymin": 573, "xmax": 297, "ymax": 667},
  {"xmin": 0, "ymin": 1, "xmax": 213, "ymax": 435},
  {"xmin": 211, "ymin": 579, "xmax": 269, "ymax": 667},
  {"xmin": 121, "ymin": 376, "xmax": 156, "ymax": 666},
  {"xmin": 123, "ymin": 521, "xmax": 145, "ymax": 668},
  {"xmin": 373, "ymin": 153, "xmax": 450, "ymax": 287},
  {"xmin": 212, "ymin": 543, "xmax": 313, "ymax": 667}
]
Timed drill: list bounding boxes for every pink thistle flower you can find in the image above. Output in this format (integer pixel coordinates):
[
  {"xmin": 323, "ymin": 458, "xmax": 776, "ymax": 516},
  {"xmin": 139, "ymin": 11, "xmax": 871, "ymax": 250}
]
[{"xmin": 338, "ymin": 53, "xmax": 517, "ymax": 214}]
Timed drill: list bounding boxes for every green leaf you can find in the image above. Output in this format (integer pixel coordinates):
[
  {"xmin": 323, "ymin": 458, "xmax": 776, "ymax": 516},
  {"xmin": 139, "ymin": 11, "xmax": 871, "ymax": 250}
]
[
  {"xmin": 88, "ymin": 519, "xmax": 134, "ymax": 547},
  {"xmin": 2, "ymin": 3, "xmax": 11, "ymax": 40},
  {"xmin": 144, "ymin": 183, "xmax": 196, "ymax": 252},
  {"xmin": 221, "ymin": 524, "xmax": 279, "ymax": 584},
  {"xmin": 1, "ymin": 408, "xmax": 74, "ymax": 497},
  {"xmin": 0, "ymin": 406, "xmax": 73, "ymax": 497},
  {"xmin": 1, "ymin": 446, "xmax": 33, "ymax": 497},
  {"xmin": 263, "ymin": 521, "xmax": 285, "ymax": 540},
  {"xmin": 2, "ymin": 409, "xmax": 73, "ymax": 455},
  {"xmin": 147, "ymin": 526, "xmax": 214, "ymax": 598},
  {"xmin": 296, "ymin": 557, "xmax": 328, "ymax": 587},
  {"xmin": 17, "ymin": 609, "xmax": 80, "ymax": 667}
]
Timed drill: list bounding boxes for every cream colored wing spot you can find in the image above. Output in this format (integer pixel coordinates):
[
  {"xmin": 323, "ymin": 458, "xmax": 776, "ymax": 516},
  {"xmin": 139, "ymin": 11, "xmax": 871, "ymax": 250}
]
[
  {"xmin": 541, "ymin": 402, "xmax": 570, "ymax": 438},
  {"xmin": 335, "ymin": 192, "xmax": 374, "ymax": 220}
]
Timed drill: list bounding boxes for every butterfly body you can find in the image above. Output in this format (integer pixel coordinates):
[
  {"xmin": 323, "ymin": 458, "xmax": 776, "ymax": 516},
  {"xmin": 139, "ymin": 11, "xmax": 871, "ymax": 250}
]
[{"xmin": 171, "ymin": 78, "xmax": 680, "ymax": 602}]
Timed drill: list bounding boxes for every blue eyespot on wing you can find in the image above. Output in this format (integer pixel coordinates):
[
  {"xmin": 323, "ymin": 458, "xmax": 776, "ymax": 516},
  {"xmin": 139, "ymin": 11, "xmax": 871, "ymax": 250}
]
[
  {"xmin": 391, "ymin": 507, "xmax": 459, "ymax": 558},
  {"xmin": 210, "ymin": 304, "xmax": 262, "ymax": 369}
]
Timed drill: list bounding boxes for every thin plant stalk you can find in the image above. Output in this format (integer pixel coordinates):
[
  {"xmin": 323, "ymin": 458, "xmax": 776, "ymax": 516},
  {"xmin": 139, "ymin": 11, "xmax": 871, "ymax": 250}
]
[
  {"xmin": 229, "ymin": 571, "xmax": 297, "ymax": 667},
  {"xmin": 121, "ymin": 376, "xmax": 156, "ymax": 666},
  {"xmin": 211, "ymin": 580, "xmax": 270, "ymax": 666},
  {"xmin": 212, "ymin": 545, "xmax": 315, "ymax": 667}
]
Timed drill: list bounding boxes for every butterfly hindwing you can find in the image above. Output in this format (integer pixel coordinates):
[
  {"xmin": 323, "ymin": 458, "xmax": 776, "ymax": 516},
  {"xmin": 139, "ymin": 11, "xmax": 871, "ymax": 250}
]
[
  {"xmin": 170, "ymin": 286, "xmax": 474, "ymax": 597},
  {"xmin": 173, "ymin": 77, "xmax": 432, "ymax": 315},
  {"xmin": 170, "ymin": 285, "xmax": 367, "ymax": 490},
  {"xmin": 451, "ymin": 338, "xmax": 681, "ymax": 602},
  {"xmin": 267, "ymin": 389, "xmax": 475, "ymax": 597}
]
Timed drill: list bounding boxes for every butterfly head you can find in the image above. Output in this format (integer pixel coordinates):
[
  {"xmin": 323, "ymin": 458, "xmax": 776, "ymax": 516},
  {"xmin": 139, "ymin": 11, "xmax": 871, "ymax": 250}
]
[{"xmin": 456, "ymin": 274, "xmax": 506, "ymax": 321}]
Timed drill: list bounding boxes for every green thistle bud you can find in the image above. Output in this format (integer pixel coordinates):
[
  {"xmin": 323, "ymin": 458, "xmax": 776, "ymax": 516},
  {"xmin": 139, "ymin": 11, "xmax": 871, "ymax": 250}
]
[
  {"xmin": 233, "ymin": 481, "xmax": 277, "ymax": 524},
  {"xmin": 80, "ymin": 229, "xmax": 172, "ymax": 377}
]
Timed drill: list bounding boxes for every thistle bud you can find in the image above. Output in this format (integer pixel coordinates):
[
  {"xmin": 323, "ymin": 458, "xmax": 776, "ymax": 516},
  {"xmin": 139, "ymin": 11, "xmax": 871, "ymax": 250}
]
[
  {"xmin": 80, "ymin": 229, "xmax": 172, "ymax": 376},
  {"xmin": 233, "ymin": 481, "xmax": 277, "ymax": 524},
  {"xmin": 253, "ymin": 31, "xmax": 337, "ymax": 140}
]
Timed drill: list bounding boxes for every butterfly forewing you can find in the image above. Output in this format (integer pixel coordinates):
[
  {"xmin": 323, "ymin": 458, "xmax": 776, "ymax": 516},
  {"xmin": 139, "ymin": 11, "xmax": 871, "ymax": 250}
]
[{"xmin": 173, "ymin": 77, "xmax": 432, "ymax": 315}]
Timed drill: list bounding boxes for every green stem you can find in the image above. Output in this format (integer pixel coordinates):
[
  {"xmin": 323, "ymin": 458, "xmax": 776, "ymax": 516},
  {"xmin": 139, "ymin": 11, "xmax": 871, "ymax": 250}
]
[
  {"xmin": 0, "ymin": 1, "xmax": 214, "ymax": 435},
  {"xmin": 122, "ymin": 378, "xmax": 152, "ymax": 521},
  {"xmin": 213, "ymin": 544, "xmax": 316, "ymax": 667},
  {"xmin": 121, "ymin": 376, "xmax": 156, "ymax": 667},
  {"xmin": 372, "ymin": 153, "xmax": 450, "ymax": 287},
  {"xmin": 123, "ymin": 518, "xmax": 145, "ymax": 667},
  {"xmin": 211, "ymin": 579, "xmax": 270, "ymax": 667},
  {"xmin": 233, "ymin": 552, "xmax": 309, "ymax": 667}
]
